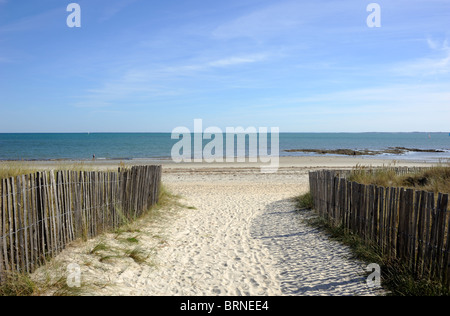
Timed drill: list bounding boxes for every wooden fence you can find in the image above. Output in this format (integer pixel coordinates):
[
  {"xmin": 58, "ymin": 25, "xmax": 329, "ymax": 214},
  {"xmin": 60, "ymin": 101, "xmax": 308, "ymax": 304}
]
[
  {"xmin": 309, "ymin": 169, "xmax": 450, "ymax": 288},
  {"xmin": 0, "ymin": 165, "xmax": 162, "ymax": 282}
]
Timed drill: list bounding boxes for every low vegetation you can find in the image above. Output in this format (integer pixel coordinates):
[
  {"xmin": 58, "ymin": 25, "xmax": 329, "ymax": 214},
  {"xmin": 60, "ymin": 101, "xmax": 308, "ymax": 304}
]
[
  {"xmin": 0, "ymin": 161, "xmax": 118, "ymax": 181},
  {"xmin": 0, "ymin": 162, "xmax": 42, "ymax": 180},
  {"xmin": 299, "ymin": 212, "xmax": 450, "ymax": 296},
  {"xmin": 348, "ymin": 164, "xmax": 450, "ymax": 194},
  {"xmin": 296, "ymin": 192, "xmax": 314, "ymax": 210},
  {"xmin": 297, "ymin": 164, "xmax": 450, "ymax": 295},
  {"xmin": 0, "ymin": 178, "xmax": 190, "ymax": 296}
]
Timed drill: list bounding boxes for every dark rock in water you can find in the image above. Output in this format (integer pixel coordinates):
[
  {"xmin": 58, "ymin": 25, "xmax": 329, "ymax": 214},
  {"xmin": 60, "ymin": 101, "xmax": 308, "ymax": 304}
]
[
  {"xmin": 284, "ymin": 147, "xmax": 444, "ymax": 156},
  {"xmin": 284, "ymin": 149, "xmax": 377, "ymax": 156},
  {"xmin": 389, "ymin": 147, "xmax": 445, "ymax": 153}
]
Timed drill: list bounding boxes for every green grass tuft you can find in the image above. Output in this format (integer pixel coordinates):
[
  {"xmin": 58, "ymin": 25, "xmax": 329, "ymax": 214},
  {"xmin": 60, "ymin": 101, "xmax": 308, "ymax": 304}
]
[
  {"xmin": 0, "ymin": 273, "xmax": 37, "ymax": 296},
  {"xmin": 301, "ymin": 212, "xmax": 450, "ymax": 296},
  {"xmin": 296, "ymin": 192, "xmax": 314, "ymax": 210},
  {"xmin": 89, "ymin": 242, "xmax": 109, "ymax": 255},
  {"xmin": 125, "ymin": 237, "xmax": 139, "ymax": 244},
  {"xmin": 126, "ymin": 247, "xmax": 148, "ymax": 264}
]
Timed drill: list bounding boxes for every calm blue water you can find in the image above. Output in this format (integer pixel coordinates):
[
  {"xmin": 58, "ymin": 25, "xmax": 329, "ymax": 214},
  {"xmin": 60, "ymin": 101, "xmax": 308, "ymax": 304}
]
[{"xmin": 0, "ymin": 133, "xmax": 449, "ymax": 161}]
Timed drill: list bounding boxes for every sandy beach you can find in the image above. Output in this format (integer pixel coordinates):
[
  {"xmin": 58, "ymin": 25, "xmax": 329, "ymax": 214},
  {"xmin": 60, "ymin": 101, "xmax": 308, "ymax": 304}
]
[
  {"xmin": 4, "ymin": 0, "xmax": 450, "ymax": 299},
  {"xmin": 29, "ymin": 156, "xmax": 436, "ymax": 296}
]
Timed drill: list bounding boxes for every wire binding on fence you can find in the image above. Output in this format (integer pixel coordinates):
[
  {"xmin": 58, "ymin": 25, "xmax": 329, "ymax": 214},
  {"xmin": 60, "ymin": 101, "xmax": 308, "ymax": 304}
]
[
  {"xmin": 0, "ymin": 165, "xmax": 162, "ymax": 282},
  {"xmin": 309, "ymin": 169, "xmax": 450, "ymax": 288}
]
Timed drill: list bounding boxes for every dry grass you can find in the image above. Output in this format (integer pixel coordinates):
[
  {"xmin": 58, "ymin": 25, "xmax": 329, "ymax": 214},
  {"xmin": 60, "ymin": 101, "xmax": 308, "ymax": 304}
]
[
  {"xmin": 0, "ymin": 273, "xmax": 37, "ymax": 296},
  {"xmin": 302, "ymin": 212, "xmax": 450, "ymax": 296},
  {"xmin": 299, "ymin": 163, "xmax": 450, "ymax": 295},
  {"xmin": 0, "ymin": 180, "xmax": 180, "ymax": 296},
  {"xmin": 0, "ymin": 161, "xmax": 119, "ymax": 181},
  {"xmin": 348, "ymin": 164, "xmax": 450, "ymax": 194},
  {"xmin": 0, "ymin": 162, "xmax": 42, "ymax": 180}
]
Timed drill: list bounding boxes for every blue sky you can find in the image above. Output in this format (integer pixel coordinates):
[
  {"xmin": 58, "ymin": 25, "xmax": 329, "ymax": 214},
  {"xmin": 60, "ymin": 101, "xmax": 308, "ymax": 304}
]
[{"xmin": 0, "ymin": 0, "xmax": 449, "ymax": 132}]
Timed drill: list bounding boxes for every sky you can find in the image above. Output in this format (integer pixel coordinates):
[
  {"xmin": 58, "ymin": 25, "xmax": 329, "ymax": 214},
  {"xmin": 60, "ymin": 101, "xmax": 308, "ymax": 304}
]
[{"xmin": 0, "ymin": 0, "xmax": 449, "ymax": 133}]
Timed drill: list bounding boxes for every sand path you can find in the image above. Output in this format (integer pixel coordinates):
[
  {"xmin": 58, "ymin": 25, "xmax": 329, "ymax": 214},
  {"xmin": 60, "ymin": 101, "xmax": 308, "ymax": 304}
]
[{"xmin": 33, "ymin": 168, "xmax": 381, "ymax": 296}]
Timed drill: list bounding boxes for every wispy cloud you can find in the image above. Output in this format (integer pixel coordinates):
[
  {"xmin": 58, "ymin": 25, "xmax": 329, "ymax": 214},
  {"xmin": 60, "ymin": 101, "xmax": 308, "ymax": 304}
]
[
  {"xmin": 2, "ymin": 0, "xmax": 450, "ymax": 132},
  {"xmin": 237, "ymin": 83, "xmax": 450, "ymax": 131},
  {"xmin": 169, "ymin": 54, "xmax": 269, "ymax": 73},
  {"xmin": 392, "ymin": 38, "xmax": 450, "ymax": 77},
  {"xmin": 0, "ymin": 7, "xmax": 60, "ymax": 34},
  {"xmin": 211, "ymin": 0, "xmax": 358, "ymax": 41},
  {"xmin": 74, "ymin": 53, "xmax": 269, "ymax": 108},
  {"xmin": 283, "ymin": 83, "xmax": 450, "ymax": 109},
  {"xmin": 97, "ymin": 0, "xmax": 140, "ymax": 22},
  {"xmin": 212, "ymin": 2, "xmax": 305, "ymax": 40},
  {"xmin": 207, "ymin": 55, "xmax": 267, "ymax": 67}
]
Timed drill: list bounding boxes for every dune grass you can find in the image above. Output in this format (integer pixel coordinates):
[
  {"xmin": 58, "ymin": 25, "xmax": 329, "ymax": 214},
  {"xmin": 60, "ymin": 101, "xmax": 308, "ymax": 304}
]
[
  {"xmin": 299, "ymin": 211, "xmax": 450, "ymax": 296},
  {"xmin": 296, "ymin": 192, "xmax": 314, "ymax": 210},
  {"xmin": 0, "ymin": 161, "xmax": 120, "ymax": 181},
  {"xmin": 297, "ymin": 163, "xmax": 450, "ymax": 295},
  {"xmin": 348, "ymin": 164, "xmax": 450, "ymax": 194},
  {"xmin": 0, "ymin": 162, "xmax": 43, "ymax": 180},
  {"xmin": 0, "ymin": 181, "xmax": 184, "ymax": 296}
]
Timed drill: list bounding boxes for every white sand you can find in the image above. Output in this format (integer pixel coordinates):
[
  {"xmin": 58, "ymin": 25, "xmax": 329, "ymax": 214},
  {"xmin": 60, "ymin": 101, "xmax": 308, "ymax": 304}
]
[{"xmin": 30, "ymin": 156, "xmax": 431, "ymax": 296}]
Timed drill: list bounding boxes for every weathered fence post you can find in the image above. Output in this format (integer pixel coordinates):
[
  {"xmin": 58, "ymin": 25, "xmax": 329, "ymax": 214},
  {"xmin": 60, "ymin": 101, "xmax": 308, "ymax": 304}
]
[
  {"xmin": 0, "ymin": 165, "xmax": 162, "ymax": 283},
  {"xmin": 308, "ymin": 168, "xmax": 450, "ymax": 289}
]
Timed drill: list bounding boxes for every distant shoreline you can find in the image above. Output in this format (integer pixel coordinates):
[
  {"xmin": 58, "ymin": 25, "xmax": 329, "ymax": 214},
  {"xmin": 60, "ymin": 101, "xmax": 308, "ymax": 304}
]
[
  {"xmin": 0, "ymin": 156, "xmax": 441, "ymax": 171},
  {"xmin": 1, "ymin": 132, "xmax": 449, "ymax": 162},
  {"xmin": 1, "ymin": 152, "xmax": 449, "ymax": 162},
  {"xmin": 1, "ymin": 147, "xmax": 449, "ymax": 164}
]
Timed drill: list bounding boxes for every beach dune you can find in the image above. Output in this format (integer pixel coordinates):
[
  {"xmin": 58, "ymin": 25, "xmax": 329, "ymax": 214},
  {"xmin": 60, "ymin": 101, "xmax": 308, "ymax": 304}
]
[{"xmin": 29, "ymin": 156, "xmax": 433, "ymax": 296}]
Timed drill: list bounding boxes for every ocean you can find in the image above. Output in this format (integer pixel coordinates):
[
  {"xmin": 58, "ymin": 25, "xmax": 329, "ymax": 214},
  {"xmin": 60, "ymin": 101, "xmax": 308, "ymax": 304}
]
[{"xmin": 0, "ymin": 133, "xmax": 449, "ymax": 162}]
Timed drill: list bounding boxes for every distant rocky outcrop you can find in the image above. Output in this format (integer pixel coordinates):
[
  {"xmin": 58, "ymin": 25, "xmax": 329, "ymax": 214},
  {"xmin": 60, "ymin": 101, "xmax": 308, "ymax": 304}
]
[{"xmin": 284, "ymin": 147, "xmax": 445, "ymax": 156}]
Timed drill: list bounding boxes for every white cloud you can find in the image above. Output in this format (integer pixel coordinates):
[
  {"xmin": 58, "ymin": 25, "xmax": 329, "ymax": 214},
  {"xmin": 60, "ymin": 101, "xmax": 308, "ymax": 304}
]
[
  {"xmin": 427, "ymin": 38, "xmax": 440, "ymax": 50},
  {"xmin": 207, "ymin": 54, "xmax": 267, "ymax": 67},
  {"xmin": 325, "ymin": 84, "xmax": 446, "ymax": 104},
  {"xmin": 212, "ymin": 2, "xmax": 305, "ymax": 40},
  {"xmin": 97, "ymin": 0, "xmax": 140, "ymax": 22},
  {"xmin": 0, "ymin": 7, "xmax": 60, "ymax": 34},
  {"xmin": 392, "ymin": 38, "xmax": 450, "ymax": 77},
  {"xmin": 239, "ymin": 83, "xmax": 450, "ymax": 131},
  {"xmin": 74, "ymin": 53, "xmax": 268, "ymax": 108},
  {"xmin": 211, "ymin": 0, "xmax": 360, "ymax": 41},
  {"xmin": 255, "ymin": 83, "xmax": 450, "ymax": 120}
]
